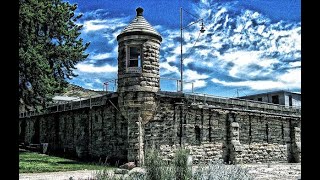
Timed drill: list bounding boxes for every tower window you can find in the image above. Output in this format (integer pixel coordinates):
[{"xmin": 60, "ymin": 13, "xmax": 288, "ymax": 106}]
[{"xmin": 127, "ymin": 46, "xmax": 142, "ymax": 73}]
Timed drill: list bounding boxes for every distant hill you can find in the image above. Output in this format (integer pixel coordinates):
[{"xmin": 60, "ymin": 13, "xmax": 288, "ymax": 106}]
[
  {"xmin": 19, "ymin": 84, "xmax": 106, "ymax": 113},
  {"xmin": 56, "ymin": 84, "xmax": 105, "ymax": 98}
]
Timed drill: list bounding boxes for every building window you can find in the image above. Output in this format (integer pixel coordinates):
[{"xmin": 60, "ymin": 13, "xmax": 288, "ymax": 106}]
[
  {"xmin": 257, "ymin": 97, "xmax": 262, "ymax": 101},
  {"xmin": 127, "ymin": 46, "xmax": 142, "ymax": 73},
  {"xmin": 272, "ymin": 95, "xmax": 279, "ymax": 104},
  {"xmin": 289, "ymin": 95, "xmax": 292, "ymax": 106}
]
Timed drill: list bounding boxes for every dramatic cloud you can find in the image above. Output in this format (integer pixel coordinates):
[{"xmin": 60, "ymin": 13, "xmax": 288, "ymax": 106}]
[
  {"xmin": 68, "ymin": 0, "xmax": 300, "ymax": 96},
  {"xmin": 90, "ymin": 52, "xmax": 113, "ymax": 60},
  {"xmin": 158, "ymin": 0, "xmax": 300, "ymax": 94},
  {"xmin": 82, "ymin": 17, "xmax": 129, "ymax": 33},
  {"xmin": 160, "ymin": 62, "xmax": 180, "ymax": 75},
  {"xmin": 184, "ymin": 70, "xmax": 209, "ymax": 90},
  {"xmin": 75, "ymin": 63, "xmax": 117, "ymax": 73}
]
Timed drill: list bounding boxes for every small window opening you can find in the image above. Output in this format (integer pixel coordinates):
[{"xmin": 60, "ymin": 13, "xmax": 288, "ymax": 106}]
[{"xmin": 129, "ymin": 47, "xmax": 141, "ymax": 67}]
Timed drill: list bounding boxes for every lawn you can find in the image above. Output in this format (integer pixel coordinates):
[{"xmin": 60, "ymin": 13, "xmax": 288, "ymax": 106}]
[{"xmin": 19, "ymin": 151, "xmax": 114, "ymax": 173}]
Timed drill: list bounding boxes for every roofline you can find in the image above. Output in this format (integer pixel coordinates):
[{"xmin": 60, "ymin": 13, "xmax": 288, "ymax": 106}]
[
  {"xmin": 116, "ymin": 31, "xmax": 162, "ymax": 41},
  {"xmin": 239, "ymin": 90, "xmax": 301, "ymax": 98}
]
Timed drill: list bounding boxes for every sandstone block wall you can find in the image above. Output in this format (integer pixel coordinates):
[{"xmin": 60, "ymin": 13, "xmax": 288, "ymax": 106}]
[
  {"xmin": 158, "ymin": 143, "xmax": 224, "ymax": 164},
  {"xmin": 19, "ymin": 92, "xmax": 301, "ymax": 165},
  {"xmin": 19, "ymin": 96, "xmax": 128, "ymax": 164},
  {"xmin": 143, "ymin": 93, "xmax": 301, "ymax": 164},
  {"xmin": 241, "ymin": 143, "xmax": 288, "ymax": 163}
]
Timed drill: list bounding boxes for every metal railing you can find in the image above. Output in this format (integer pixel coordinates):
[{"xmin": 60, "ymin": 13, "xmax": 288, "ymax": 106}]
[
  {"xmin": 19, "ymin": 94, "xmax": 108, "ymax": 118},
  {"xmin": 159, "ymin": 77, "xmax": 195, "ymax": 93},
  {"xmin": 184, "ymin": 92, "xmax": 301, "ymax": 114},
  {"xmin": 19, "ymin": 78, "xmax": 301, "ymax": 118}
]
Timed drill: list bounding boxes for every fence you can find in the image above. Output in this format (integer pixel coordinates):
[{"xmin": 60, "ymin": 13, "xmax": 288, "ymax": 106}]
[
  {"xmin": 19, "ymin": 78, "xmax": 301, "ymax": 118},
  {"xmin": 184, "ymin": 92, "xmax": 301, "ymax": 114},
  {"xmin": 19, "ymin": 94, "xmax": 108, "ymax": 118}
]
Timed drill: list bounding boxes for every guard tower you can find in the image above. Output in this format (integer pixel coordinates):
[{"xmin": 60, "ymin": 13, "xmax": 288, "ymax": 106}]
[{"xmin": 116, "ymin": 7, "xmax": 162, "ymax": 165}]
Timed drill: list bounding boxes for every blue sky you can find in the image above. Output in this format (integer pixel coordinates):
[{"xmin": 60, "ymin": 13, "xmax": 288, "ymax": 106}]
[{"xmin": 65, "ymin": 0, "xmax": 301, "ymax": 97}]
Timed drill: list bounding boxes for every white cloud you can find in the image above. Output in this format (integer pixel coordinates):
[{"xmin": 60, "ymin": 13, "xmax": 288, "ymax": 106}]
[
  {"xmin": 90, "ymin": 52, "xmax": 113, "ymax": 60},
  {"xmin": 277, "ymin": 68, "xmax": 301, "ymax": 86},
  {"xmin": 184, "ymin": 69, "xmax": 209, "ymax": 81},
  {"xmin": 183, "ymin": 58, "xmax": 193, "ymax": 66},
  {"xmin": 70, "ymin": 1, "xmax": 300, "ymax": 96},
  {"xmin": 160, "ymin": 62, "xmax": 179, "ymax": 75},
  {"xmin": 219, "ymin": 50, "xmax": 279, "ymax": 78},
  {"xmin": 76, "ymin": 63, "xmax": 117, "ymax": 73},
  {"xmin": 94, "ymin": 79, "xmax": 103, "ymax": 84},
  {"xmin": 82, "ymin": 16, "xmax": 129, "ymax": 33},
  {"xmin": 183, "ymin": 70, "xmax": 209, "ymax": 90},
  {"xmin": 211, "ymin": 68, "xmax": 301, "ymax": 90},
  {"xmin": 201, "ymin": 61, "xmax": 214, "ymax": 67},
  {"xmin": 84, "ymin": 83, "xmax": 94, "ymax": 88},
  {"xmin": 288, "ymin": 61, "xmax": 301, "ymax": 68},
  {"xmin": 83, "ymin": 19, "xmax": 109, "ymax": 32},
  {"xmin": 184, "ymin": 80, "xmax": 207, "ymax": 91},
  {"xmin": 166, "ymin": 55, "xmax": 178, "ymax": 63},
  {"xmin": 212, "ymin": 78, "xmax": 284, "ymax": 90}
]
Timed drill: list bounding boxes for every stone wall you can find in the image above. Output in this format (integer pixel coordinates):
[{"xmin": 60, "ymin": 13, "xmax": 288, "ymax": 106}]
[
  {"xmin": 241, "ymin": 143, "xmax": 288, "ymax": 163},
  {"xmin": 19, "ymin": 92, "xmax": 301, "ymax": 165},
  {"xmin": 19, "ymin": 96, "xmax": 128, "ymax": 164},
  {"xmin": 143, "ymin": 93, "xmax": 301, "ymax": 164},
  {"xmin": 158, "ymin": 143, "xmax": 224, "ymax": 164}
]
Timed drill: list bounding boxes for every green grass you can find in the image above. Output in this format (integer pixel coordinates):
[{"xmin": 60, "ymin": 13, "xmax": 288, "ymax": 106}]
[{"xmin": 19, "ymin": 151, "xmax": 114, "ymax": 173}]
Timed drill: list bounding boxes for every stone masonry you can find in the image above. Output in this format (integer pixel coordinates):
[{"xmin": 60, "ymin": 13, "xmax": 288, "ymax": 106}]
[
  {"xmin": 19, "ymin": 91, "xmax": 301, "ymax": 165},
  {"xmin": 19, "ymin": 7, "xmax": 301, "ymax": 166}
]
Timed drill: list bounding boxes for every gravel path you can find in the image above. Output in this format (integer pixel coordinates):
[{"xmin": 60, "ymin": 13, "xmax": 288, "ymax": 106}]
[
  {"xmin": 240, "ymin": 163, "xmax": 301, "ymax": 180},
  {"xmin": 19, "ymin": 170, "xmax": 98, "ymax": 180},
  {"xmin": 19, "ymin": 163, "xmax": 301, "ymax": 180}
]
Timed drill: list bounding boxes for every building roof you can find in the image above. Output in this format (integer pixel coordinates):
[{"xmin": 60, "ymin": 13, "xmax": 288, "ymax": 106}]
[
  {"xmin": 239, "ymin": 90, "xmax": 301, "ymax": 98},
  {"xmin": 117, "ymin": 7, "xmax": 162, "ymax": 41}
]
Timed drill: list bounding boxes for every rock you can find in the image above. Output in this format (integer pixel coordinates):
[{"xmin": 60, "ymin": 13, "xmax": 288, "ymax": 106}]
[
  {"xmin": 119, "ymin": 161, "xmax": 136, "ymax": 170},
  {"xmin": 121, "ymin": 167, "xmax": 146, "ymax": 180},
  {"xmin": 128, "ymin": 167, "xmax": 146, "ymax": 176}
]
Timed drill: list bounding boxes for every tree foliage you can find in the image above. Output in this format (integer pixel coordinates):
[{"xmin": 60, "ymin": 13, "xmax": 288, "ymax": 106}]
[{"xmin": 19, "ymin": 0, "xmax": 89, "ymax": 110}]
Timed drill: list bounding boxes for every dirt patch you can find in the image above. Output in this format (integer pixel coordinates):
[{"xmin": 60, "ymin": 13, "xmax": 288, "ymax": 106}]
[
  {"xmin": 239, "ymin": 163, "xmax": 301, "ymax": 180},
  {"xmin": 19, "ymin": 169, "xmax": 98, "ymax": 180}
]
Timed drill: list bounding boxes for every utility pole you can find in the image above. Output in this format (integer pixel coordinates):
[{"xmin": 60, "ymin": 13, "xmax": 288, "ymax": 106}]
[
  {"xmin": 180, "ymin": 7, "xmax": 183, "ymax": 92},
  {"xmin": 179, "ymin": 7, "xmax": 205, "ymax": 92}
]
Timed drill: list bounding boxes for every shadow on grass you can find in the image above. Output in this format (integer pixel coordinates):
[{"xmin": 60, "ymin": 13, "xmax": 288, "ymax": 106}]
[
  {"xmin": 23, "ymin": 159, "xmax": 57, "ymax": 163},
  {"xmin": 56, "ymin": 161, "xmax": 81, "ymax": 164}
]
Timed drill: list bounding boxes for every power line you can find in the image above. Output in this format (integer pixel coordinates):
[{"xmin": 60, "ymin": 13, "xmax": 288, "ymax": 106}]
[{"xmin": 182, "ymin": 31, "xmax": 202, "ymax": 61}]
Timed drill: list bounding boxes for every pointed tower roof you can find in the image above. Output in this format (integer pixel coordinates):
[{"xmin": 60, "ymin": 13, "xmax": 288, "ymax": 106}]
[{"xmin": 117, "ymin": 7, "xmax": 162, "ymax": 41}]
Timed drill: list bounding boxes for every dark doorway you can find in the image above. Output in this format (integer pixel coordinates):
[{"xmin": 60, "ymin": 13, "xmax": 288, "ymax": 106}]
[
  {"xmin": 289, "ymin": 95, "xmax": 293, "ymax": 106},
  {"xmin": 195, "ymin": 126, "xmax": 201, "ymax": 144},
  {"xmin": 32, "ymin": 119, "xmax": 40, "ymax": 144},
  {"xmin": 272, "ymin": 95, "xmax": 279, "ymax": 104},
  {"xmin": 19, "ymin": 120, "xmax": 26, "ymax": 143}
]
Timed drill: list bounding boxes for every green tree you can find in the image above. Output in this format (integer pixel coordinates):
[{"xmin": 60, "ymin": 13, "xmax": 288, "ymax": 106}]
[{"xmin": 19, "ymin": 0, "xmax": 89, "ymax": 111}]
